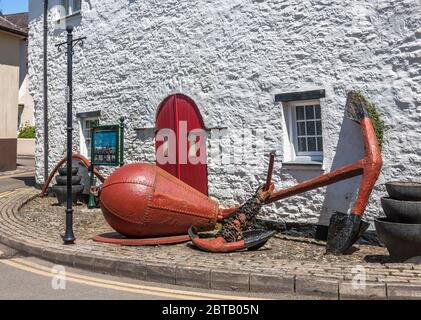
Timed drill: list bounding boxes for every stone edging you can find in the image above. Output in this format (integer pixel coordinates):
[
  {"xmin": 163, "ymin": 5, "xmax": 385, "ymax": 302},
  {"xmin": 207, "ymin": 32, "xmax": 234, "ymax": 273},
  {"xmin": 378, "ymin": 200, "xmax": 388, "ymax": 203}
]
[{"xmin": 1, "ymin": 188, "xmax": 421, "ymax": 300}]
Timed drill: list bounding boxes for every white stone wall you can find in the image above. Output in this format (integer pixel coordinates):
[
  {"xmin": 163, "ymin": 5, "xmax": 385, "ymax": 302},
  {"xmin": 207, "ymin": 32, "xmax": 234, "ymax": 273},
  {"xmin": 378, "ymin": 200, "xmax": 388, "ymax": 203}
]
[{"xmin": 28, "ymin": 0, "xmax": 421, "ymax": 225}]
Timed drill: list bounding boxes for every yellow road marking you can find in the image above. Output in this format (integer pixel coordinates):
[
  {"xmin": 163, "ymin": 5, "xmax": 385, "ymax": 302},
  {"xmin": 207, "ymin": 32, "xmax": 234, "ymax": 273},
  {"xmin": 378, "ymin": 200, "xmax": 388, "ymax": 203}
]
[
  {"xmin": 1, "ymin": 259, "xmax": 204, "ymax": 300},
  {"xmin": 1, "ymin": 257, "xmax": 264, "ymax": 300}
]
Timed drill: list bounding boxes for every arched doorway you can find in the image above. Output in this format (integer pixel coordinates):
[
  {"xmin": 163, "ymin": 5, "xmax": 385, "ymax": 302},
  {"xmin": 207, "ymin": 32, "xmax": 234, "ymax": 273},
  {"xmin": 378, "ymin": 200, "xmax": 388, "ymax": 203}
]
[{"xmin": 155, "ymin": 94, "xmax": 208, "ymax": 195}]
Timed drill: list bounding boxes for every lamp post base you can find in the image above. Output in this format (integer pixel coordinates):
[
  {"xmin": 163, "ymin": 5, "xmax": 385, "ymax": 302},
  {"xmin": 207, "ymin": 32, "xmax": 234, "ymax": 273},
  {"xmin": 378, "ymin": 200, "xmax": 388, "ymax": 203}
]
[{"xmin": 63, "ymin": 238, "xmax": 75, "ymax": 245}]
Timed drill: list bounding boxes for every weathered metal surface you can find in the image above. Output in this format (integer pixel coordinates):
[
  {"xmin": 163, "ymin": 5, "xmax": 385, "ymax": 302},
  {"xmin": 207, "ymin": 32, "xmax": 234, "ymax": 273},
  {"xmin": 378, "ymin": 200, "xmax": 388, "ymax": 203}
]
[
  {"xmin": 55, "ymin": 175, "xmax": 82, "ymax": 185},
  {"xmin": 381, "ymin": 197, "xmax": 421, "ymax": 223},
  {"xmin": 375, "ymin": 218, "xmax": 421, "ymax": 260},
  {"xmin": 99, "ymin": 163, "xmax": 218, "ymax": 238},
  {"xmin": 92, "ymin": 233, "xmax": 190, "ymax": 245},
  {"xmin": 41, "ymin": 153, "xmax": 105, "ymax": 196},
  {"xmin": 325, "ymin": 212, "xmax": 369, "ymax": 254},
  {"xmin": 189, "ymin": 183, "xmax": 276, "ymax": 253},
  {"xmin": 386, "ymin": 181, "xmax": 421, "ymax": 201}
]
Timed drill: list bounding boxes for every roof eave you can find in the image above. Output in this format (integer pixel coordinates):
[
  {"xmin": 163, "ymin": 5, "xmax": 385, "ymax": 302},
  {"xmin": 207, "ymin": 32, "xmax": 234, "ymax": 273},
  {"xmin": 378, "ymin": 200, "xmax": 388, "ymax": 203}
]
[{"xmin": 0, "ymin": 26, "xmax": 28, "ymax": 38}]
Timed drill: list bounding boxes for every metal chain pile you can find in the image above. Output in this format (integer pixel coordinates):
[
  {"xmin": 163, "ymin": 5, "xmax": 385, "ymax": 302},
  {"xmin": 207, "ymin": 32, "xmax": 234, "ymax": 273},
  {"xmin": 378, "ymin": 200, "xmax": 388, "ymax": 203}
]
[{"xmin": 218, "ymin": 185, "xmax": 266, "ymax": 242}]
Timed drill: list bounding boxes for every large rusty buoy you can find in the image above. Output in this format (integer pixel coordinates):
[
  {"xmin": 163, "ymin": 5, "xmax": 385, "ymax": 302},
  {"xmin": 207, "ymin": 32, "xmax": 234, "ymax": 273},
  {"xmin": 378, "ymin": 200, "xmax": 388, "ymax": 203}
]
[{"xmin": 99, "ymin": 163, "xmax": 219, "ymax": 238}]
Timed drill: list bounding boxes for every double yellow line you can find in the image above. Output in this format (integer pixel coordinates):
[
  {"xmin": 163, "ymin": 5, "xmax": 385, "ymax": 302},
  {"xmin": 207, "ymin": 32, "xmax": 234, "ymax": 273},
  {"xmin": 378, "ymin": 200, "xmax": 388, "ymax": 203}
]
[{"xmin": 0, "ymin": 252, "xmax": 263, "ymax": 300}]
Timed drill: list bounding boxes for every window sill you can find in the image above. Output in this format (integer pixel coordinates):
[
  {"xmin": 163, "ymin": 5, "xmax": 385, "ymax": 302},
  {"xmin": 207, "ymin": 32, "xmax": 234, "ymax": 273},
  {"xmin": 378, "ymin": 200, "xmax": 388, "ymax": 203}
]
[
  {"xmin": 56, "ymin": 11, "xmax": 81, "ymax": 22},
  {"xmin": 282, "ymin": 160, "xmax": 323, "ymax": 170}
]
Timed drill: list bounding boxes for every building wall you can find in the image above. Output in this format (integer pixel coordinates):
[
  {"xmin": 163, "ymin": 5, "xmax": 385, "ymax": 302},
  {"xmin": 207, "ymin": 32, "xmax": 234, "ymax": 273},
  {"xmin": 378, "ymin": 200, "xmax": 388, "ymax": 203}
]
[
  {"xmin": 18, "ymin": 39, "xmax": 35, "ymax": 129},
  {"xmin": 0, "ymin": 31, "xmax": 20, "ymax": 171},
  {"xmin": 28, "ymin": 0, "xmax": 421, "ymax": 225}
]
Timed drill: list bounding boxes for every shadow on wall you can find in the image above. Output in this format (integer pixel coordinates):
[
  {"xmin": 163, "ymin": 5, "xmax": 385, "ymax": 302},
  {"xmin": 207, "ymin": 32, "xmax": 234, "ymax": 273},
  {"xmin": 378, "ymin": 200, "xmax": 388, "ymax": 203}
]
[{"xmin": 318, "ymin": 113, "xmax": 364, "ymax": 226}]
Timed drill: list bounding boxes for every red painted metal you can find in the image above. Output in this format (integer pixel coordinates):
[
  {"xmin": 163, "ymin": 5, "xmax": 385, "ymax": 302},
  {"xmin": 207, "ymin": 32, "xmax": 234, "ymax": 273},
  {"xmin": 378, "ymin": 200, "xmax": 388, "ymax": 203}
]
[
  {"xmin": 265, "ymin": 114, "xmax": 382, "ymax": 218},
  {"xmin": 99, "ymin": 163, "xmax": 218, "ymax": 238},
  {"xmin": 191, "ymin": 236, "xmax": 246, "ymax": 253},
  {"xmin": 264, "ymin": 152, "xmax": 276, "ymax": 191},
  {"xmin": 155, "ymin": 94, "xmax": 209, "ymax": 195},
  {"xmin": 92, "ymin": 234, "xmax": 190, "ymax": 246}
]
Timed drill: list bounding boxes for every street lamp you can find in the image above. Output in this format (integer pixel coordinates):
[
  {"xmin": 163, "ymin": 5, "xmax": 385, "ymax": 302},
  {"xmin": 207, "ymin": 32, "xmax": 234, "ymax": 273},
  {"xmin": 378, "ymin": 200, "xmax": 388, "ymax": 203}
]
[{"xmin": 56, "ymin": 26, "xmax": 86, "ymax": 244}]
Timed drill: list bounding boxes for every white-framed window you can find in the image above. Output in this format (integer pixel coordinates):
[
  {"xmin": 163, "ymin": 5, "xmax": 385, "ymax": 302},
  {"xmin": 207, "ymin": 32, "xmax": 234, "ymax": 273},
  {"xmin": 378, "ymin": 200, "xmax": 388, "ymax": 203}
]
[
  {"xmin": 62, "ymin": 0, "xmax": 82, "ymax": 16},
  {"xmin": 79, "ymin": 118, "xmax": 99, "ymax": 160},
  {"xmin": 283, "ymin": 99, "xmax": 324, "ymax": 163}
]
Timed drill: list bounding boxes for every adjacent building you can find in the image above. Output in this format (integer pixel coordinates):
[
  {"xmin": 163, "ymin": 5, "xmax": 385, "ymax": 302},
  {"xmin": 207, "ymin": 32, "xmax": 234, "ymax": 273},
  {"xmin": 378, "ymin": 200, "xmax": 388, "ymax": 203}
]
[
  {"xmin": 0, "ymin": 12, "xmax": 33, "ymax": 171},
  {"xmin": 28, "ymin": 0, "xmax": 421, "ymax": 229}
]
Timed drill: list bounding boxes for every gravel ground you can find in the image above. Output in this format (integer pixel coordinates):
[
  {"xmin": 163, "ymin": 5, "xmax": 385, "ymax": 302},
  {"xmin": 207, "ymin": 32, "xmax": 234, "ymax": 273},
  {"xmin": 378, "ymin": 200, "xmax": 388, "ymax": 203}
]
[{"xmin": 18, "ymin": 195, "xmax": 391, "ymax": 265}]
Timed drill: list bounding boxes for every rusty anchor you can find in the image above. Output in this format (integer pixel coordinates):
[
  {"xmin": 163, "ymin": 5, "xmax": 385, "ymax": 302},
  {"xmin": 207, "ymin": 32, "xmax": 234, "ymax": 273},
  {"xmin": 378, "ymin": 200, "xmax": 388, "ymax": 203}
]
[{"xmin": 41, "ymin": 91, "xmax": 382, "ymax": 254}]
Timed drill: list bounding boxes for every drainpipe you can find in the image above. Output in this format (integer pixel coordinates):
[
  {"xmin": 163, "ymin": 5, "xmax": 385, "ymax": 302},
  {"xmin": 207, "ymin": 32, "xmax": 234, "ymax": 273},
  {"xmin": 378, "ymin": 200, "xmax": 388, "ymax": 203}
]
[{"xmin": 43, "ymin": 0, "xmax": 49, "ymax": 182}]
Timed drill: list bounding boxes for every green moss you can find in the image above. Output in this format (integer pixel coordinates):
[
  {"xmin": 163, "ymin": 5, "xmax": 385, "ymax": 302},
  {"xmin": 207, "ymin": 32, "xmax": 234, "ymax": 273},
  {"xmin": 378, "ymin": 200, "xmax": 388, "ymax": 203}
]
[{"xmin": 352, "ymin": 91, "xmax": 384, "ymax": 149}]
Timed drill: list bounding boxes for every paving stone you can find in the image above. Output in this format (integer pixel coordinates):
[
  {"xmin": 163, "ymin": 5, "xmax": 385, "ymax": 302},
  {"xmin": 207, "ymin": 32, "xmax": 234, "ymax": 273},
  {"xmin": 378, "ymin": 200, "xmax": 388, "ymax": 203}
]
[
  {"xmin": 146, "ymin": 264, "xmax": 176, "ymax": 285},
  {"xmin": 385, "ymin": 263, "xmax": 414, "ymax": 270},
  {"xmin": 310, "ymin": 273, "xmax": 344, "ymax": 280},
  {"xmin": 92, "ymin": 256, "xmax": 119, "ymax": 273},
  {"xmin": 115, "ymin": 260, "xmax": 147, "ymax": 280},
  {"xmin": 339, "ymin": 282, "xmax": 387, "ymax": 300},
  {"xmin": 377, "ymin": 277, "xmax": 409, "ymax": 283},
  {"xmin": 408, "ymin": 279, "xmax": 421, "ymax": 284},
  {"xmin": 211, "ymin": 270, "xmax": 250, "ymax": 292},
  {"xmin": 250, "ymin": 273, "xmax": 295, "ymax": 293},
  {"xmin": 295, "ymin": 277, "xmax": 339, "ymax": 298},
  {"xmin": 176, "ymin": 266, "xmax": 211, "ymax": 289},
  {"xmin": 387, "ymin": 284, "xmax": 421, "ymax": 300},
  {"xmin": 72, "ymin": 253, "xmax": 97, "ymax": 269},
  {"xmin": 45, "ymin": 249, "xmax": 77, "ymax": 266}
]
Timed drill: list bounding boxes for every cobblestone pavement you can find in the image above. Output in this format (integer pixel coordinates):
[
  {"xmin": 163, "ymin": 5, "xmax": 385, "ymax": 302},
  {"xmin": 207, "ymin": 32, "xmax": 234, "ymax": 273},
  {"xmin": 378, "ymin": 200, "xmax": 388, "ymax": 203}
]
[{"xmin": 1, "ymin": 188, "xmax": 421, "ymax": 299}]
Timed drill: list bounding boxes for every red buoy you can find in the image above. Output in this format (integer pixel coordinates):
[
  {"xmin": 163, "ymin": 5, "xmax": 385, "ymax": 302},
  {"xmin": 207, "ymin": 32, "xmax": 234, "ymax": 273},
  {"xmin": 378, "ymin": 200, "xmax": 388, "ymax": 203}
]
[{"xmin": 99, "ymin": 163, "xmax": 218, "ymax": 238}]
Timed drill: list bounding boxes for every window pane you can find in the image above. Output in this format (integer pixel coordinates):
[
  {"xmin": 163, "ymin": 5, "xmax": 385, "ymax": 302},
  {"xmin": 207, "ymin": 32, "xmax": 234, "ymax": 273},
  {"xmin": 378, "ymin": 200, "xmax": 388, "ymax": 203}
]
[
  {"xmin": 305, "ymin": 105, "xmax": 315, "ymax": 119},
  {"xmin": 298, "ymin": 137, "xmax": 307, "ymax": 152},
  {"xmin": 307, "ymin": 137, "xmax": 317, "ymax": 151},
  {"xmin": 315, "ymin": 105, "xmax": 321, "ymax": 119},
  {"xmin": 296, "ymin": 106, "xmax": 305, "ymax": 120},
  {"xmin": 73, "ymin": 0, "xmax": 82, "ymax": 12},
  {"xmin": 306, "ymin": 121, "xmax": 315, "ymax": 135},
  {"xmin": 297, "ymin": 122, "xmax": 306, "ymax": 136},
  {"xmin": 62, "ymin": 0, "xmax": 70, "ymax": 15},
  {"xmin": 316, "ymin": 120, "xmax": 322, "ymax": 135},
  {"xmin": 317, "ymin": 137, "xmax": 323, "ymax": 151}
]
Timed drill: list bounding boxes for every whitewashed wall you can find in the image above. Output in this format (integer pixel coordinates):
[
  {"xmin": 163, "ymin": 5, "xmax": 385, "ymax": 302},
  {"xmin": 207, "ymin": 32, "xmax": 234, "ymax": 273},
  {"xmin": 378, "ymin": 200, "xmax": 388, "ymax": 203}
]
[{"xmin": 28, "ymin": 0, "xmax": 421, "ymax": 225}]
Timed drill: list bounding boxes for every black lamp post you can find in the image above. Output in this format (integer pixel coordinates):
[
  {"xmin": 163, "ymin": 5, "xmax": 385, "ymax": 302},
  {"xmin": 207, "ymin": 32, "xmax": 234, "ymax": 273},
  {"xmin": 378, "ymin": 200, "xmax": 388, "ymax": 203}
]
[{"xmin": 56, "ymin": 26, "xmax": 86, "ymax": 245}]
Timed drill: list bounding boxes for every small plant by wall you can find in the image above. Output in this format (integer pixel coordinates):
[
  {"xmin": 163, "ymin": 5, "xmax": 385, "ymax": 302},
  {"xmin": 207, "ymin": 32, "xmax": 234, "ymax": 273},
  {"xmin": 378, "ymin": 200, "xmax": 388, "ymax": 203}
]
[{"xmin": 18, "ymin": 123, "xmax": 36, "ymax": 139}]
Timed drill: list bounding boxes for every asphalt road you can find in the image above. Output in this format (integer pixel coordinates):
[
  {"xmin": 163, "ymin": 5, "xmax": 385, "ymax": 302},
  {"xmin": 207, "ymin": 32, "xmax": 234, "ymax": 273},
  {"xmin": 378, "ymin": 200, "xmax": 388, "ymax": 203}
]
[
  {"xmin": 0, "ymin": 244, "xmax": 314, "ymax": 300},
  {"xmin": 0, "ymin": 157, "xmax": 35, "ymax": 193},
  {"xmin": 0, "ymin": 162, "xmax": 317, "ymax": 300}
]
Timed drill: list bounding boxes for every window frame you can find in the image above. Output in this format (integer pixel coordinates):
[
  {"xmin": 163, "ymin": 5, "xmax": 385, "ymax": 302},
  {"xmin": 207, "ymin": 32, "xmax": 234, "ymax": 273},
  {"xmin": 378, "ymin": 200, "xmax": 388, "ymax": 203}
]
[
  {"xmin": 61, "ymin": 0, "xmax": 82, "ymax": 18},
  {"xmin": 79, "ymin": 117, "xmax": 99, "ymax": 160},
  {"xmin": 285, "ymin": 99, "xmax": 324, "ymax": 163}
]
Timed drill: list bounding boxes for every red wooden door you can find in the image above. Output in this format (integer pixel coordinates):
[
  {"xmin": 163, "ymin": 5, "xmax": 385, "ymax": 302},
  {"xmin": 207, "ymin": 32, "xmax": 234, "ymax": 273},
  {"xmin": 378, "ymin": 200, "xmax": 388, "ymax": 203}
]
[{"xmin": 155, "ymin": 94, "xmax": 208, "ymax": 195}]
